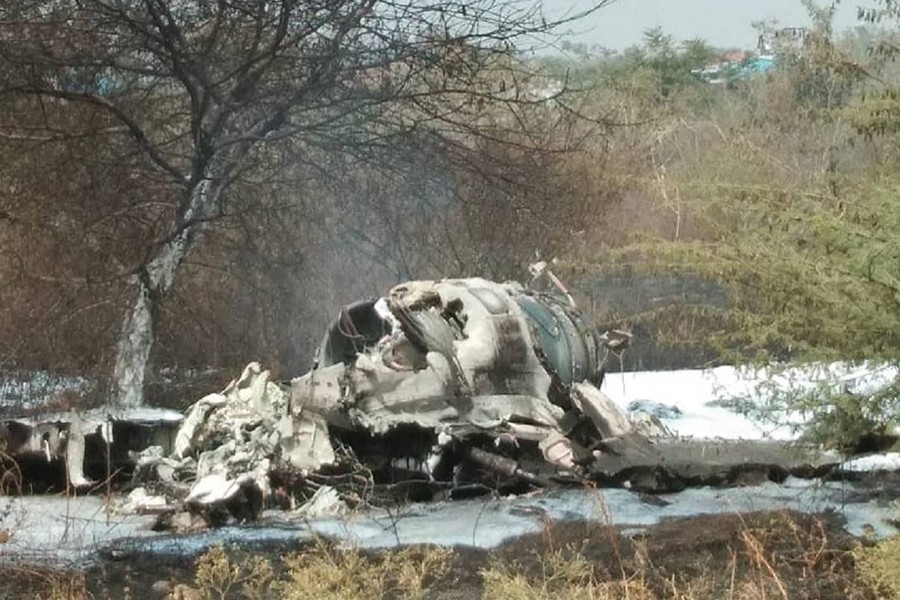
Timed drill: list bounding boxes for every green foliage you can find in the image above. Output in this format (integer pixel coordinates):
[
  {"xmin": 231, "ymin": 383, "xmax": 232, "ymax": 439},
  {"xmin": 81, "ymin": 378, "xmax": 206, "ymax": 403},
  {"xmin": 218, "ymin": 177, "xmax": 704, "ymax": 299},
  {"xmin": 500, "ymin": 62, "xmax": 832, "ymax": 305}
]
[
  {"xmin": 566, "ymin": 16, "xmax": 900, "ymax": 445},
  {"xmin": 847, "ymin": 88, "xmax": 900, "ymax": 136},
  {"xmin": 532, "ymin": 29, "xmax": 716, "ymax": 100},
  {"xmin": 679, "ymin": 177, "xmax": 896, "ymax": 361},
  {"xmin": 725, "ymin": 364, "xmax": 900, "ymax": 451},
  {"xmin": 581, "ymin": 166, "xmax": 900, "ymax": 366},
  {"xmin": 619, "ymin": 29, "xmax": 716, "ymax": 98},
  {"xmin": 855, "ymin": 535, "xmax": 900, "ymax": 600},
  {"xmin": 801, "ymin": 370, "xmax": 900, "ymax": 449},
  {"xmin": 844, "ymin": 1, "xmax": 900, "ymax": 135}
]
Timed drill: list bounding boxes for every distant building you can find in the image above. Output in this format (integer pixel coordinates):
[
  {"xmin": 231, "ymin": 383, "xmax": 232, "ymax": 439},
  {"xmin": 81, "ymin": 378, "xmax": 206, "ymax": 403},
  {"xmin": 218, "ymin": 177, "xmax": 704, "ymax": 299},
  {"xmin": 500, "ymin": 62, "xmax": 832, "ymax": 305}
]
[
  {"xmin": 758, "ymin": 27, "xmax": 810, "ymax": 55},
  {"xmin": 692, "ymin": 49, "xmax": 774, "ymax": 86},
  {"xmin": 722, "ymin": 50, "xmax": 750, "ymax": 64}
]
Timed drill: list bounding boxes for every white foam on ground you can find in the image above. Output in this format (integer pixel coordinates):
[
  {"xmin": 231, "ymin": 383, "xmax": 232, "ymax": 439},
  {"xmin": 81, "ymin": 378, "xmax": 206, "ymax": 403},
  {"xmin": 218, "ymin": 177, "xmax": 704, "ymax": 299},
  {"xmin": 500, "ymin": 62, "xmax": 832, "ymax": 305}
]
[
  {"xmin": 56, "ymin": 480, "xmax": 900, "ymax": 563},
  {"xmin": 604, "ymin": 367, "xmax": 795, "ymax": 440},
  {"xmin": 603, "ymin": 363, "xmax": 898, "ymax": 443},
  {"xmin": 841, "ymin": 452, "xmax": 900, "ymax": 472},
  {"xmin": 0, "ymin": 495, "xmax": 158, "ymax": 565}
]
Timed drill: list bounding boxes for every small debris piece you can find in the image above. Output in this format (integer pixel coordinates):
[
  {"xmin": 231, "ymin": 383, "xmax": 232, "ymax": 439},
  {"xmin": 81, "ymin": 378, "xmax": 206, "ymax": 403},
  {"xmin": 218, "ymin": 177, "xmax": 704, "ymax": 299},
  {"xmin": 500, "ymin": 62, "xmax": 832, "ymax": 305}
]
[
  {"xmin": 293, "ymin": 485, "xmax": 347, "ymax": 518},
  {"xmin": 114, "ymin": 486, "xmax": 170, "ymax": 515}
]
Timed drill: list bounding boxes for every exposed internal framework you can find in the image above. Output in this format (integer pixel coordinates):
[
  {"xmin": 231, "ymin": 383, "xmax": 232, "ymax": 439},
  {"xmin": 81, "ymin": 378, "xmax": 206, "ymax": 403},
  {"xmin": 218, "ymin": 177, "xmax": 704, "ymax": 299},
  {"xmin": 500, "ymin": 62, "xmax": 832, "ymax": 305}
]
[
  {"xmin": 0, "ymin": 407, "xmax": 182, "ymax": 491},
  {"xmin": 291, "ymin": 276, "xmax": 638, "ymax": 473},
  {"xmin": 0, "ymin": 270, "xmax": 666, "ymax": 523}
]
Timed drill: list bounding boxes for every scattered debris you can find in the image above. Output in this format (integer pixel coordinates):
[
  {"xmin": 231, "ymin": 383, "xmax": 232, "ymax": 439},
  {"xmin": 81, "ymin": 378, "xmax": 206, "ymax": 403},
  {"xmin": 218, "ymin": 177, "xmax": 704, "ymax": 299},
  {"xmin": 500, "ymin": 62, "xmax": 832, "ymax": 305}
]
[
  {"xmin": 1, "ymin": 269, "xmax": 652, "ymax": 524},
  {"xmin": 0, "ymin": 268, "xmax": 849, "ymax": 533},
  {"xmin": 137, "ymin": 274, "xmax": 651, "ymax": 523}
]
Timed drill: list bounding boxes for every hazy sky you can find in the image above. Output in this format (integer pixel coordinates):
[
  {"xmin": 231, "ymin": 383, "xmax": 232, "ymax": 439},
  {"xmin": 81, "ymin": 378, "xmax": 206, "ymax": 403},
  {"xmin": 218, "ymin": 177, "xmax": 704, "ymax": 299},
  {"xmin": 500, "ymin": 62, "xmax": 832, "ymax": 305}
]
[{"xmin": 543, "ymin": 0, "xmax": 864, "ymax": 51}]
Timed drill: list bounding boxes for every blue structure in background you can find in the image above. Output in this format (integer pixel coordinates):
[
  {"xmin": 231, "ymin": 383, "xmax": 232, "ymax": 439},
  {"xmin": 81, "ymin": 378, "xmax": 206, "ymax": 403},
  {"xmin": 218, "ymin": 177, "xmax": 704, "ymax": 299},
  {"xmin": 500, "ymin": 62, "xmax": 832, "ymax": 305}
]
[
  {"xmin": 694, "ymin": 53, "xmax": 777, "ymax": 86},
  {"xmin": 739, "ymin": 55, "xmax": 776, "ymax": 78}
]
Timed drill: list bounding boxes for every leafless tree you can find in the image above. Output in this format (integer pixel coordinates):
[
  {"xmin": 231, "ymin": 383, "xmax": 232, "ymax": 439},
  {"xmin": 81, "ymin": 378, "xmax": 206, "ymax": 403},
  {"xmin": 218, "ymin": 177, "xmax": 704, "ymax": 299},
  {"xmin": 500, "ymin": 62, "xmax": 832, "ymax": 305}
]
[{"xmin": 0, "ymin": 0, "xmax": 610, "ymax": 406}]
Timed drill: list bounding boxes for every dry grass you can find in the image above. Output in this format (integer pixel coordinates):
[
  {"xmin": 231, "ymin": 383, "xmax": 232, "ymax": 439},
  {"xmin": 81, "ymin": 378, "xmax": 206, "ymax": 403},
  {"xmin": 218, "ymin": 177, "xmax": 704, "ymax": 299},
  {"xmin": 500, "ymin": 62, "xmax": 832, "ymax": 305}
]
[
  {"xmin": 192, "ymin": 545, "xmax": 276, "ymax": 600},
  {"xmin": 480, "ymin": 510, "xmax": 880, "ymax": 600},
  {"xmin": 482, "ymin": 549, "xmax": 656, "ymax": 600},
  {"xmin": 0, "ymin": 568, "xmax": 92, "ymax": 600},
  {"xmin": 5, "ymin": 512, "xmax": 893, "ymax": 600},
  {"xmin": 278, "ymin": 541, "xmax": 451, "ymax": 600},
  {"xmin": 164, "ymin": 540, "xmax": 452, "ymax": 600}
]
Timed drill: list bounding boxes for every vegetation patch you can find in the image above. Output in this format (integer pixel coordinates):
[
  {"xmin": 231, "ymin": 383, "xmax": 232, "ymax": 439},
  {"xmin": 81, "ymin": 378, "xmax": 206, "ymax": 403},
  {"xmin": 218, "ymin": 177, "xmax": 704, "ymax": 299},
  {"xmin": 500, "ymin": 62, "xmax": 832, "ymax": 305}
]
[{"xmin": 0, "ymin": 512, "xmax": 870, "ymax": 599}]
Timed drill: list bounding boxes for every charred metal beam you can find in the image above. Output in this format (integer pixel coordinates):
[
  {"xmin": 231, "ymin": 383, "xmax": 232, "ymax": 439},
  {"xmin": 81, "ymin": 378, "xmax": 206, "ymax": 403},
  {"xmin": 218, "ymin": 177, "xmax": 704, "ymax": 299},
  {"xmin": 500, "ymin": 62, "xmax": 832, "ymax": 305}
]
[{"xmin": 459, "ymin": 446, "xmax": 555, "ymax": 488}]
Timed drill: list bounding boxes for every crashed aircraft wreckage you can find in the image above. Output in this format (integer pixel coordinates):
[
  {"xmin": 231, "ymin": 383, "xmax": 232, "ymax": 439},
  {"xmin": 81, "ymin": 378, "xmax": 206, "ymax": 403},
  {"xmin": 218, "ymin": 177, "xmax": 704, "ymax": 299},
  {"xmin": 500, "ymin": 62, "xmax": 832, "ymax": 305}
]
[
  {"xmin": 156, "ymin": 271, "xmax": 650, "ymax": 515},
  {"xmin": 0, "ymin": 268, "xmax": 834, "ymax": 525}
]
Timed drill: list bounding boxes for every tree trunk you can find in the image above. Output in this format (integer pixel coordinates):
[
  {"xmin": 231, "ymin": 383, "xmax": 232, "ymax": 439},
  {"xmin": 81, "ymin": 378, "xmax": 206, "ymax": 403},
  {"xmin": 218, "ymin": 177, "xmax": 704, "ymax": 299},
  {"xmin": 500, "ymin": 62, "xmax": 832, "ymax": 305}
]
[
  {"xmin": 112, "ymin": 177, "xmax": 220, "ymax": 407},
  {"xmin": 112, "ymin": 274, "xmax": 156, "ymax": 408}
]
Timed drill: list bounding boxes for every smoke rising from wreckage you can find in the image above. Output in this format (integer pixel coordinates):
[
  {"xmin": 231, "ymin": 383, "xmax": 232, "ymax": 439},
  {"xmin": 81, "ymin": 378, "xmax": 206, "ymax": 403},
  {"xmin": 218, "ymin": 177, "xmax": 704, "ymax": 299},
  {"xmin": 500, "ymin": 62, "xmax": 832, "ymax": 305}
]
[{"xmin": 1, "ymin": 267, "xmax": 668, "ymax": 525}]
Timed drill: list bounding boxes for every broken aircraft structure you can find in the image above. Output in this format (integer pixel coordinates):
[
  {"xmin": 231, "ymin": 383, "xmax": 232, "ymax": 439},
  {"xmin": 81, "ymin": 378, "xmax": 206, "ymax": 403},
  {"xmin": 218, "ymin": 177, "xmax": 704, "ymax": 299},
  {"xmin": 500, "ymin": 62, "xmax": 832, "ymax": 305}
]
[{"xmin": 2, "ymin": 268, "xmax": 666, "ymax": 523}]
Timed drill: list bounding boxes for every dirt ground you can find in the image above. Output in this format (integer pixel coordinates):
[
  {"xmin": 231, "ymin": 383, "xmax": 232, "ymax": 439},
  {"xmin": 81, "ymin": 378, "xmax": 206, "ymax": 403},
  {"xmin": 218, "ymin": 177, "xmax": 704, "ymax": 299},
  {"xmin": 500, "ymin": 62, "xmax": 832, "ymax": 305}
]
[{"xmin": 0, "ymin": 509, "xmax": 881, "ymax": 600}]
